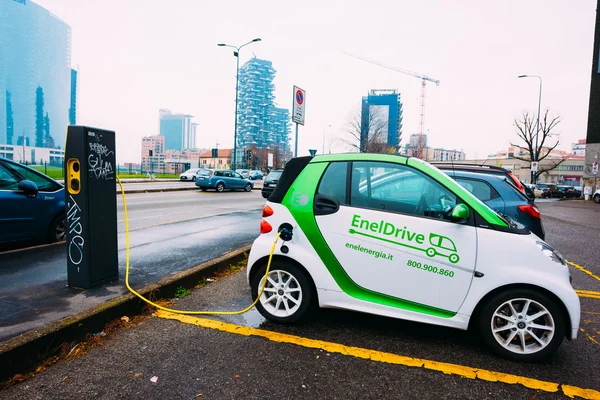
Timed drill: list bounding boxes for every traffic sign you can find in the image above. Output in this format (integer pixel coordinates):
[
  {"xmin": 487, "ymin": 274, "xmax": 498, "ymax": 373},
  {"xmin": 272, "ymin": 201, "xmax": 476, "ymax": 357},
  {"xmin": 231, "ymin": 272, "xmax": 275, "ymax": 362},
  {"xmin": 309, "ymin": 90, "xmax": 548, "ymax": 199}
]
[
  {"xmin": 531, "ymin": 161, "xmax": 538, "ymax": 172},
  {"xmin": 292, "ymin": 85, "xmax": 306, "ymax": 125},
  {"xmin": 593, "ymin": 161, "xmax": 598, "ymax": 175},
  {"xmin": 308, "ymin": 149, "xmax": 317, "ymax": 156}
]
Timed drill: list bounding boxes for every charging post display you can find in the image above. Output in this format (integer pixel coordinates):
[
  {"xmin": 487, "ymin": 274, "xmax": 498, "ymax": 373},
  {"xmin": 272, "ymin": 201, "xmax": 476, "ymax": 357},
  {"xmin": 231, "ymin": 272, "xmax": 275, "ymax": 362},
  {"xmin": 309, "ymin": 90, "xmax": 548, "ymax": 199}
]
[{"xmin": 65, "ymin": 126, "xmax": 118, "ymax": 289}]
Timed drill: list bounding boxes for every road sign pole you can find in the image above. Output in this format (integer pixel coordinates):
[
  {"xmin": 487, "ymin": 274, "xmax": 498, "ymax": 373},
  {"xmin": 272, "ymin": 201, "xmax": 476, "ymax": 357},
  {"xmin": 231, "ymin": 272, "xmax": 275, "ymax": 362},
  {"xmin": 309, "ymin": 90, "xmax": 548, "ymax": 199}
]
[{"xmin": 294, "ymin": 123, "xmax": 299, "ymax": 158}]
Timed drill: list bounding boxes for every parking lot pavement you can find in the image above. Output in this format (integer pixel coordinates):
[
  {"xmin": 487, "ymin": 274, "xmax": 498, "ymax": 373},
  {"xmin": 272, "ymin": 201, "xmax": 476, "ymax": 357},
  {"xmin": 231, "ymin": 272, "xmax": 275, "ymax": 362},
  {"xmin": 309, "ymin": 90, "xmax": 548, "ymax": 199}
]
[{"xmin": 2, "ymin": 200, "xmax": 600, "ymax": 399}]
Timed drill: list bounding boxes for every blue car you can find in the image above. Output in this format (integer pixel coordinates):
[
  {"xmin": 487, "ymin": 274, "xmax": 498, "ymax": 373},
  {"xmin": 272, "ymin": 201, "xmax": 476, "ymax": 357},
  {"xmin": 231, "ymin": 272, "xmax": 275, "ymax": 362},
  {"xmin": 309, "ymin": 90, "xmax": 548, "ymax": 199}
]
[
  {"xmin": 449, "ymin": 170, "xmax": 545, "ymax": 240},
  {"xmin": 0, "ymin": 157, "xmax": 66, "ymax": 247},
  {"xmin": 195, "ymin": 169, "xmax": 254, "ymax": 192},
  {"xmin": 249, "ymin": 170, "xmax": 263, "ymax": 180}
]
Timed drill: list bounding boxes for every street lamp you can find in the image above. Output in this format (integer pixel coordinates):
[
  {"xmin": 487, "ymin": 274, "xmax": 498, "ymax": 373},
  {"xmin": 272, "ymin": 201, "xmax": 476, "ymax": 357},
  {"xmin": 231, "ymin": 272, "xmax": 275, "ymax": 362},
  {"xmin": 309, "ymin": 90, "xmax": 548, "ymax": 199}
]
[
  {"xmin": 322, "ymin": 124, "xmax": 332, "ymax": 154},
  {"xmin": 218, "ymin": 38, "xmax": 262, "ymax": 170},
  {"xmin": 518, "ymin": 74, "xmax": 542, "ymax": 184}
]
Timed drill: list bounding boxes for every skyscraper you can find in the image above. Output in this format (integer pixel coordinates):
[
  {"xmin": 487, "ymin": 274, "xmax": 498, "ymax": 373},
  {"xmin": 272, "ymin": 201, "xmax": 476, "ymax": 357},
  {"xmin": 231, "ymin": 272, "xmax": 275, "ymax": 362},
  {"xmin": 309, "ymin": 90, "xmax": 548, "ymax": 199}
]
[
  {"xmin": 360, "ymin": 89, "xmax": 403, "ymax": 152},
  {"xmin": 237, "ymin": 58, "xmax": 290, "ymax": 161},
  {"xmin": 1, "ymin": 0, "xmax": 72, "ymax": 148},
  {"xmin": 159, "ymin": 109, "xmax": 194, "ymax": 151},
  {"xmin": 69, "ymin": 69, "xmax": 78, "ymax": 125}
]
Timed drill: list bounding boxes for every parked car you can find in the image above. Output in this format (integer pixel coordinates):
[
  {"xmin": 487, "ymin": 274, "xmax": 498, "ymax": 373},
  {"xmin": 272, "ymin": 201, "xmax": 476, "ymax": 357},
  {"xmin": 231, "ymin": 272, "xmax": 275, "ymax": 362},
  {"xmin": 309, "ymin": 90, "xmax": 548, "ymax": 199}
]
[
  {"xmin": 235, "ymin": 169, "xmax": 250, "ymax": 179},
  {"xmin": 0, "ymin": 157, "xmax": 66, "ymax": 247},
  {"xmin": 195, "ymin": 169, "xmax": 253, "ymax": 192},
  {"xmin": 179, "ymin": 168, "xmax": 202, "ymax": 182},
  {"xmin": 452, "ymin": 172, "xmax": 544, "ymax": 239},
  {"xmin": 249, "ymin": 170, "xmax": 263, "ymax": 180},
  {"xmin": 261, "ymin": 169, "xmax": 283, "ymax": 199},
  {"xmin": 432, "ymin": 163, "xmax": 526, "ymax": 194},
  {"xmin": 557, "ymin": 185, "xmax": 581, "ymax": 199},
  {"xmin": 539, "ymin": 184, "xmax": 564, "ymax": 198},
  {"xmin": 521, "ymin": 182, "xmax": 536, "ymax": 202},
  {"xmin": 248, "ymin": 154, "xmax": 579, "ymax": 362}
]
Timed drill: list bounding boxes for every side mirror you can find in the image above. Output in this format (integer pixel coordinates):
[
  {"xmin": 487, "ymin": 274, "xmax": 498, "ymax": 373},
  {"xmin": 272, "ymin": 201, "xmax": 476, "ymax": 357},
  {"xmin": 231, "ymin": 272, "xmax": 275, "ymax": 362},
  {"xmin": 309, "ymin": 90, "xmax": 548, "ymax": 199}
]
[
  {"xmin": 19, "ymin": 180, "xmax": 39, "ymax": 198},
  {"xmin": 450, "ymin": 204, "xmax": 469, "ymax": 223}
]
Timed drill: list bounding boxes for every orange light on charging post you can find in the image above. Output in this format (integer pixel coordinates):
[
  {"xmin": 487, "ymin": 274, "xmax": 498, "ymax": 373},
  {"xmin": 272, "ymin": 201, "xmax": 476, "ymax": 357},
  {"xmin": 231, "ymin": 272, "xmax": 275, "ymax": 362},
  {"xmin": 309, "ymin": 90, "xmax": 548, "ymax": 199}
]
[
  {"xmin": 262, "ymin": 205, "xmax": 274, "ymax": 218},
  {"xmin": 260, "ymin": 219, "xmax": 273, "ymax": 234}
]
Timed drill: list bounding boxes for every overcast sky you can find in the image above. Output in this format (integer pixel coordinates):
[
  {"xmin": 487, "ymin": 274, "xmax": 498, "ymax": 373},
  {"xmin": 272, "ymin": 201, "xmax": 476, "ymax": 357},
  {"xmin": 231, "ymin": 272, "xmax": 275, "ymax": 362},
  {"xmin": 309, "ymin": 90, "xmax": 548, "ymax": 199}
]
[{"xmin": 35, "ymin": 0, "xmax": 596, "ymax": 163}]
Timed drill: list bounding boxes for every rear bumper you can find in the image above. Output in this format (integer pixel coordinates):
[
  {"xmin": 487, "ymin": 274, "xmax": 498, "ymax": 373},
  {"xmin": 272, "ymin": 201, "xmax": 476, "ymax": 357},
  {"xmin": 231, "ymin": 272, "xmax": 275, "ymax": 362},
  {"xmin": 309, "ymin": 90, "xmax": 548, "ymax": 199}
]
[{"xmin": 195, "ymin": 180, "xmax": 215, "ymax": 188}]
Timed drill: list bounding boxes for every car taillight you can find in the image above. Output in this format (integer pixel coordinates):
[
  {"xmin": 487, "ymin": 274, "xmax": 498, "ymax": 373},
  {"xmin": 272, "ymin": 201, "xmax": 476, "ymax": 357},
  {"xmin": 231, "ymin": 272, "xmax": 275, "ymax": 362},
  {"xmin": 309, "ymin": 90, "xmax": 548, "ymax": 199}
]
[
  {"xmin": 262, "ymin": 205, "xmax": 274, "ymax": 218},
  {"xmin": 518, "ymin": 205, "xmax": 541, "ymax": 219},
  {"xmin": 260, "ymin": 219, "xmax": 272, "ymax": 234},
  {"xmin": 508, "ymin": 172, "xmax": 525, "ymax": 193},
  {"xmin": 209, "ymin": 171, "xmax": 214, "ymax": 178}
]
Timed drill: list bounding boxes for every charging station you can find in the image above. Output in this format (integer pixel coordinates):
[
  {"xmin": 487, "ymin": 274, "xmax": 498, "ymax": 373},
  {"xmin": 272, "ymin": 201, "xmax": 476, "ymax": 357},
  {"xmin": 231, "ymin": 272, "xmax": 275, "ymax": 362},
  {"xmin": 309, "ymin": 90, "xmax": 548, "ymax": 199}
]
[{"xmin": 65, "ymin": 126, "xmax": 118, "ymax": 289}]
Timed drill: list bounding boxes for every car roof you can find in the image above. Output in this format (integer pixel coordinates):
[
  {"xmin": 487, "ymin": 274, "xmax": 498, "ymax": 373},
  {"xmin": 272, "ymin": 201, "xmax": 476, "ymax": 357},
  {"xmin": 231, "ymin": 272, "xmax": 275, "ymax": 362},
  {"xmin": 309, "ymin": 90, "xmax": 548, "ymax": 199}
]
[{"xmin": 432, "ymin": 163, "xmax": 511, "ymax": 174}]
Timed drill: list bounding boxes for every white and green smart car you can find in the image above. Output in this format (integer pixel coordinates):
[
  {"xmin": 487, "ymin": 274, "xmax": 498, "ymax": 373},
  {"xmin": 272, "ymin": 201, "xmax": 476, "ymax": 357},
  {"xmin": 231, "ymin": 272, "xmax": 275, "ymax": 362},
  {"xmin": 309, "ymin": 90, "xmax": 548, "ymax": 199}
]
[{"xmin": 247, "ymin": 154, "xmax": 580, "ymax": 362}]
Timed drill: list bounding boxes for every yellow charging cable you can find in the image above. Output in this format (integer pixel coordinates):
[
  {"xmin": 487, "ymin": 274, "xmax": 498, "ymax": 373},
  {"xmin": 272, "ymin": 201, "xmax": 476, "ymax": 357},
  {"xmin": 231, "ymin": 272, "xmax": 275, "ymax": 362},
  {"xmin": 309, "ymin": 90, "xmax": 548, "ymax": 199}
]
[{"xmin": 117, "ymin": 176, "xmax": 278, "ymax": 315}]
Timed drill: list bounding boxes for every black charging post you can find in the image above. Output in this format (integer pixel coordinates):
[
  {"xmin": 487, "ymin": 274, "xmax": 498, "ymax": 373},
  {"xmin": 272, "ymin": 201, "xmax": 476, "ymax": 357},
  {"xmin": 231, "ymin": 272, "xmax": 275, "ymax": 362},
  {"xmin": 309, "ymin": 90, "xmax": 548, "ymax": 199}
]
[{"xmin": 64, "ymin": 126, "xmax": 118, "ymax": 289}]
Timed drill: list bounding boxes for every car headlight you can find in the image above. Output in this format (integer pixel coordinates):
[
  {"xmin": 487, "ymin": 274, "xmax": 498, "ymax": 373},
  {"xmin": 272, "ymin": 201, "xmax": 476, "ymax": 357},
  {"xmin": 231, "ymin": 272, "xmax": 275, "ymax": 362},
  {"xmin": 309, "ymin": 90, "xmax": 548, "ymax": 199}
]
[{"xmin": 536, "ymin": 241, "xmax": 566, "ymax": 265}]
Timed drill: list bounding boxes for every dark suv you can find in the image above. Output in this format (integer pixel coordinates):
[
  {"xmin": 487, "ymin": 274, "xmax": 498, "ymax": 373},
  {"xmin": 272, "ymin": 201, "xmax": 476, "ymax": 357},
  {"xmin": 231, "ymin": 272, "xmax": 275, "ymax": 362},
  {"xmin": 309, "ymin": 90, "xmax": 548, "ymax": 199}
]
[
  {"xmin": 432, "ymin": 163, "xmax": 526, "ymax": 195},
  {"xmin": 261, "ymin": 169, "xmax": 283, "ymax": 199}
]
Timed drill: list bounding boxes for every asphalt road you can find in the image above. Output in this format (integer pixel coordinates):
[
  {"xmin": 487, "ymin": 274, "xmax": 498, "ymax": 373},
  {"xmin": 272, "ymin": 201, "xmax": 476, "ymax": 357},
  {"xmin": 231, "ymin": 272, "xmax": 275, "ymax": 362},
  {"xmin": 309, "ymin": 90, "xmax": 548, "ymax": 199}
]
[
  {"xmin": 117, "ymin": 179, "xmax": 263, "ymax": 193},
  {"xmin": 3, "ymin": 200, "xmax": 599, "ymax": 399},
  {"xmin": 0, "ymin": 191, "xmax": 265, "ymax": 341}
]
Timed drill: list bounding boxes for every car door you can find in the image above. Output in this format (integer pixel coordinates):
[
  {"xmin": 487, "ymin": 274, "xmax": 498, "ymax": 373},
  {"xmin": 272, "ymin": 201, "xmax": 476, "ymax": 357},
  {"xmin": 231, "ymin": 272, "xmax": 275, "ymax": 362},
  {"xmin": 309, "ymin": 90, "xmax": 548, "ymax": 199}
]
[
  {"xmin": 232, "ymin": 172, "xmax": 245, "ymax": 188},
  {"xmin": 314, "ymin": 161, "xmax": 477, "ymax": 313},
  {"xmin": 0, "ymin": 162, "xmax": 41, "ymax": 243}
]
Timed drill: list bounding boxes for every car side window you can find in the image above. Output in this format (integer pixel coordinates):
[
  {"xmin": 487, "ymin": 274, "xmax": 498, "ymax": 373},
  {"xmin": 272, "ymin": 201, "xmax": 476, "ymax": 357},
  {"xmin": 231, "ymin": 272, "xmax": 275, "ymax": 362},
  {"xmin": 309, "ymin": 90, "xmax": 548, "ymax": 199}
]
[
  {"xmin": 0, "ymin": 163, "xmax": 20, "ymax": 190},
  {"xmin": 224, "ymin": 171, "xmax": 233, "ymax": 178},
  {"xmin": 317, "ymin": 162, "xmax": 348, "ymax": 204},
  {"xmin": 351, "ymin": 161, "xmax": 457, "ymax": 220},
  {"xmin": 214, "ymin": 171, "xmax": 223, "ymax": 177},
  {"xmin": 4, "ymin": 162, "xmax": 58, "ymax": 192},
  {"xmin": 454, "ymin": 178, "xmax": 499, "ymax": 202},
  {"xmin": 233, "ymin": 172, "xmax": 242, "ymax": 179}
]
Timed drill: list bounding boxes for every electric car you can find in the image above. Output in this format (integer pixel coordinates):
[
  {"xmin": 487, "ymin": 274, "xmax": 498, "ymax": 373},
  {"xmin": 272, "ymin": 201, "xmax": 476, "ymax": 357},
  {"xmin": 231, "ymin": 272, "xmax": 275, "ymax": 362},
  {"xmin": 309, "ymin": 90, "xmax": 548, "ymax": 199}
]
[{"xmin": 247, "ymin": 154, "xmax": 580, "ymax": 362}]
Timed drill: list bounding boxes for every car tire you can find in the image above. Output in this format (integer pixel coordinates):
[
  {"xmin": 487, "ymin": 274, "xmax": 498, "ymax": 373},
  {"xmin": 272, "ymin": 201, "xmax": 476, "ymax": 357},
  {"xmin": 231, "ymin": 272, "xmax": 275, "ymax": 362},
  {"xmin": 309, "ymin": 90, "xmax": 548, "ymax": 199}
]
[
  {"xmin": 216, "ymin": 183, "xmax": 225, "ymax": 193},
  {"xmin": 251, "ymin": 260, "xmax": 315, "ymax": 324},
  {"xmin": 594, "ymin": 194, "xmax": 600, "ymax": 204},
  {"xmin": 47, "ymin": 214, "xmax": 66, "ymax": 243},
  {"xmin": 192, "ymin": 176, "xmax": 196, "ymax": 182},
  {"xmin": 244, "ymin": 183, "xmax": 252, "ymax": 192},
  {"xmin": 478, "ymin": 289, "xmax": 565, "ymax": 362}
]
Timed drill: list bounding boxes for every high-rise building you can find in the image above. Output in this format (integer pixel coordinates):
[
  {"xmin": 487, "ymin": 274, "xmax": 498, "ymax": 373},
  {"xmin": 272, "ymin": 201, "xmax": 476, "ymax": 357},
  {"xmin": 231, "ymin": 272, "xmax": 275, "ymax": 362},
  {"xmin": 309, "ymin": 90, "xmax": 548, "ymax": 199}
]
[
  {"xmin": 69, "ymin": 69, "xmax": 78, "ymax": 125},
  {"xmin": 190, "ymin": 123, "xmax": 199, "ymax": 150},
  {"xmin": 141, "ymin": 135, "xmax": 165, "ymax": 172},
  {"xmin": 1, "ymin": 0, "xmax": 72, "ymax": 148},
  {"xmin": 360, "ymin": 89, "xmax": 403, "ymax": 152},
  {"xmin": 237, "ymin": 58, "xmax": 290, "ymax": 163},
  {"xmin": 159, "ymin": 109, "xmax": 193, "ymax": 151}
]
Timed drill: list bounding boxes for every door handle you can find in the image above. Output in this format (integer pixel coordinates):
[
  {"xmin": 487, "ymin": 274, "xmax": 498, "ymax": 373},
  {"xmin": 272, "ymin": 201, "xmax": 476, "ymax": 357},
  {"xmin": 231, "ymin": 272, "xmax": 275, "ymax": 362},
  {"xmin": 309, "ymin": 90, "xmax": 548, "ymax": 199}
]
[{"xmin": 314, "ymin": 195, "xmax": 340, "ymax": 215}]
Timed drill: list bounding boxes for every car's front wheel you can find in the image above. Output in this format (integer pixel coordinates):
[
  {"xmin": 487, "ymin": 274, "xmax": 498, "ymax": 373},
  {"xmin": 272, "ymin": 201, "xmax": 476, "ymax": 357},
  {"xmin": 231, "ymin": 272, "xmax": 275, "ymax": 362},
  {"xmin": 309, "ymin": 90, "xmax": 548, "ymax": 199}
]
[
  {"xmin": 478, "ymin": 289, "xmax": 565, "ymax": 362},
  {"xmin": 48, "ymin": 214, "xmax": 66, "ymax": 243},
  {"xmin": 251, "ymin": 261, "xmax": 314, "ymax": 323},
  {"xmin": 192, "ymin": 176, "xmax": 196, "ymax": 182},
  {"xmin": 244, "ymin": 183, "xmax": 252, "ymax": 192},
  {"xmin": 595, "ymin": 194, "xmax": 600, "ymax": 204}
]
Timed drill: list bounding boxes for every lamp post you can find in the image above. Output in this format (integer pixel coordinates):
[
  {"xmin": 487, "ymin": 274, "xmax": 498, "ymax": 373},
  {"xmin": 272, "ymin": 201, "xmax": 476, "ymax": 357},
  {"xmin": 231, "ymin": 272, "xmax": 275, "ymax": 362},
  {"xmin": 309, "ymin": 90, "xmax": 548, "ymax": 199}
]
[
  {"xmin": 322, "ymin": 124, "xmax": 332, "ymax": 154},
  {"xmin": 518, "ymin": 74, "xmax": 542, "ymax": 184},
  {"xmin": 218, "ymin": 38, "xmax": 261, "ymax": 170}
]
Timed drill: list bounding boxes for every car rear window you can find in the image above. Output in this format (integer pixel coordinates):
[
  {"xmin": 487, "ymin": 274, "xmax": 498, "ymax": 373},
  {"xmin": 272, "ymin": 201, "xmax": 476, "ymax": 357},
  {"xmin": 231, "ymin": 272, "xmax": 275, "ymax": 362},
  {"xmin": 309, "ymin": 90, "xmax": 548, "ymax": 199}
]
[
  {"xmin": 268, "ymin": 158, "xmax": 312, "ymax": 203},
  {"xmin": 266, "ymin": 170, "xmax": 283, "ymax": 181},
  {"xmin": 454, "ymin": 178, "xmax": 500, "ymax": 202},
  {"xmin": 198, "ymin": 170, "xmax": 211, "ymax": 176},
  {"xmin": 502, "ymin": 179, "xmax": 530, "ymax": 202}
]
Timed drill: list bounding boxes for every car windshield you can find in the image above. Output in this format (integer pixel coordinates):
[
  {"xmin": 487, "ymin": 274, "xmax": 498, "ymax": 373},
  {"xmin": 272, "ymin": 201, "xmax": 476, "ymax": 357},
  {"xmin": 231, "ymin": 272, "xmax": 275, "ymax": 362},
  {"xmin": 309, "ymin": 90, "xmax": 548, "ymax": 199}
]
[{"xmin": 266, "ymin": 171, "xmax": 283, "ymax": 181}]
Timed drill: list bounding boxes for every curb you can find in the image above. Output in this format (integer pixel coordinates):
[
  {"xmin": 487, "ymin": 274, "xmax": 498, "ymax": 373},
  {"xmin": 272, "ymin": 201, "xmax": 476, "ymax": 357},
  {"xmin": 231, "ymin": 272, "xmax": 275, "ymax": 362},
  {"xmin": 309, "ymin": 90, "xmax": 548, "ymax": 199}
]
[
  {"xmin": 0, "ymin": 245, "xmax": 252, "ymax": 383},
  {"xmin": 120, "ymin": 186, "xmax": 263, "ymax": 194}
]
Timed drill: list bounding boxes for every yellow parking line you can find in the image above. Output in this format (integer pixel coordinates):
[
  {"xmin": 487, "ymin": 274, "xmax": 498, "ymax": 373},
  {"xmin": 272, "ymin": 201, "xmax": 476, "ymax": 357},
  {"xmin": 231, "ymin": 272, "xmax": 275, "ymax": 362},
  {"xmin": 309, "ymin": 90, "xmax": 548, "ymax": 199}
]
[
  {"xmin": 567, "ymin": 260, "xmax": 600, "ymax": 282},
  {"xmin": 577, "ymin": 290, "xmax": 600, "ymax": 299},
  {"xmin": 155, "ymin": 310, "xmax": 600, "ymax": 399}
]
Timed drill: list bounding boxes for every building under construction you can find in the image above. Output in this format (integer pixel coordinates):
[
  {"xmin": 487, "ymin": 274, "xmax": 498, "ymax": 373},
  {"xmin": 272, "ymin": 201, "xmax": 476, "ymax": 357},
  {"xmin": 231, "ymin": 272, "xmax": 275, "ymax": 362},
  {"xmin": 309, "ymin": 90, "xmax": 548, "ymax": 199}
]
[{"xmin": 360, "ymin": 89, "xmax": 403, "ymax": 152}]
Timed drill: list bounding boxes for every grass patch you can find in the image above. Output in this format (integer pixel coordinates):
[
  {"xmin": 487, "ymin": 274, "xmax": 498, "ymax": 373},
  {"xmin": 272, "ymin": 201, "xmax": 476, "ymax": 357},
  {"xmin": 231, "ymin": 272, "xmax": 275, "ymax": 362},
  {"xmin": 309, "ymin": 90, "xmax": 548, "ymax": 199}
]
[
  {"xmin": 30, "ymin": 165, "xmax": 64, "ymax": 179},
  {"xmin": 174, "ymin": 286, "xmax": 192, "ymax": 299}
]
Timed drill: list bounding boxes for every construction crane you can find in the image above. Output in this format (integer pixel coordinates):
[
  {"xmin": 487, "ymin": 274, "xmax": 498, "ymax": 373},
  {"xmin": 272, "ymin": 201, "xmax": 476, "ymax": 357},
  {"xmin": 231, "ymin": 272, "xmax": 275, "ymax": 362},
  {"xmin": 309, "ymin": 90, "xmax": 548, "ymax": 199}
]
[{"xmin": 343, "ymin": 52, "xmax": 440, "ymax": 159}]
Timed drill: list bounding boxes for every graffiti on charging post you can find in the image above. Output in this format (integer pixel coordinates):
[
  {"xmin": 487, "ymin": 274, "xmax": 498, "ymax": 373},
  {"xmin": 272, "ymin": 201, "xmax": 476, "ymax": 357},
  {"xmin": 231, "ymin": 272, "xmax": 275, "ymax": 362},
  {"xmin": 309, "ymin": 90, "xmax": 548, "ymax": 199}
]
[
  {"xmin": 67, "ymin": 195, "xmax": 85, "ymax": 267},
  {"xmin": 88, "ymin": 140, "xmax": 114, "ymax": 180}
]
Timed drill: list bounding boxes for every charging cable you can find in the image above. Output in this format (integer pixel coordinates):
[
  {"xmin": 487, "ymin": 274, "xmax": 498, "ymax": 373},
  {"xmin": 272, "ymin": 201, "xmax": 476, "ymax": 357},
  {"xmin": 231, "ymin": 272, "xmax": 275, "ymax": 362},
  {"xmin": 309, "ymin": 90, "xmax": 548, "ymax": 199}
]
[{"xmin": 117, "ymin": 177, "xmax": 279, "ymax": 315}]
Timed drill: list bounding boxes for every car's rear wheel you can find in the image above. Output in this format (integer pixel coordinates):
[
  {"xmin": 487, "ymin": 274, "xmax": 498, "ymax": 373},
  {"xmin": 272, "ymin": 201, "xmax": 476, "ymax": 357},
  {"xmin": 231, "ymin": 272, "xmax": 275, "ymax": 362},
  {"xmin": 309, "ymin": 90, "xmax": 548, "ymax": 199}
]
[
  {"xmin": 478, "ymin": 289, "xmax": 565, "ymax": 362},
  {"xmin": 595, "ymin": 194, "xmax": 600, "ymax": 204},
  {"xmin": 251, "ymin": 261, "xmax": 314, "ymax": 323},
  {"xmin": 216, "ymin": 183, "xmax": 225, "ymax": 192},
  {"xmin": 48, "ymin": 214, "xmax": 66, "ymax": 243},
  {"xmin": 244, "ymin": 183, "xmax": 252, "ymax": 192}
]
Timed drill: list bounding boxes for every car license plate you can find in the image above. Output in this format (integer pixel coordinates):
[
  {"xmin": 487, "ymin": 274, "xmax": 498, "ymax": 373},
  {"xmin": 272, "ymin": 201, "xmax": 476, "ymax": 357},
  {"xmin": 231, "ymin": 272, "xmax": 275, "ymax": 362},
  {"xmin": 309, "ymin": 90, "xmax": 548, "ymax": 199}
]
[{"xmin": 199, "ymin": 177, "xmax": 205, "ymax": 180}]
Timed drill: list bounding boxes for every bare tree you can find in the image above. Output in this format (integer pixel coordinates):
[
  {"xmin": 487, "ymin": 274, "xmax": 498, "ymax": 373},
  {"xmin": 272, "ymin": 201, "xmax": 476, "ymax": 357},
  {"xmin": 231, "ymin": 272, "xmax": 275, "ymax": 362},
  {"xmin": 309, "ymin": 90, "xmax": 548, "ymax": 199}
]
[
  {"xmin": 511, "ymin": 110, "xmax": 565, "ymax": 182},
  {"xmin": 339, "ymin": 106, "xmax": 395, "ymax": 154}
]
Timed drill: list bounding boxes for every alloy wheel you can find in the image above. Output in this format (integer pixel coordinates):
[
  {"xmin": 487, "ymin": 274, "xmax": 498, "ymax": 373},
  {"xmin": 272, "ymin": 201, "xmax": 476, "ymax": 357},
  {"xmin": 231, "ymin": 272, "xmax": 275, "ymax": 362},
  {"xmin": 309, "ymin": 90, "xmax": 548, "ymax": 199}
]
[
  {"xmin": 258, "ymin": 270, "xmax": 303, "ymax": 318},
  {"xmin": 490, "ymin": 298, "xmax": 555, "ymax": 355}
]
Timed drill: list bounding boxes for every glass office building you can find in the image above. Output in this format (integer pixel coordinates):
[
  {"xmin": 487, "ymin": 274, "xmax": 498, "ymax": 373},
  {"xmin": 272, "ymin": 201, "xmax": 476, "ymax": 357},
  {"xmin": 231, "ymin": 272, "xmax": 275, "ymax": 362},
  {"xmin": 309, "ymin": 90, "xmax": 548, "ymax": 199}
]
[
  {"xmin": 0, "ymin": 0, "xmax": 73, "ymax": 149},
  {"xmin": 159, "ymin": 109, "xmax": 193, "ymax": 151}
]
